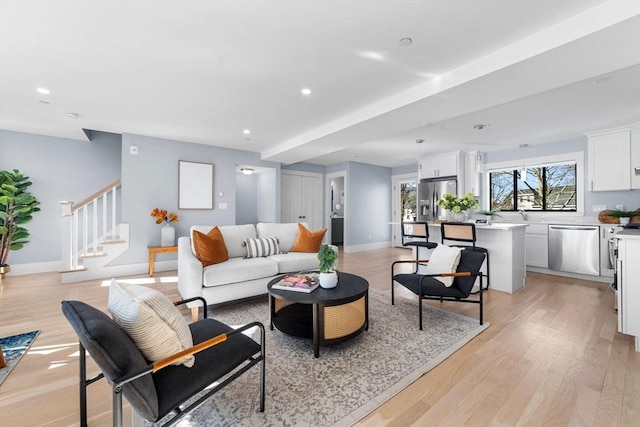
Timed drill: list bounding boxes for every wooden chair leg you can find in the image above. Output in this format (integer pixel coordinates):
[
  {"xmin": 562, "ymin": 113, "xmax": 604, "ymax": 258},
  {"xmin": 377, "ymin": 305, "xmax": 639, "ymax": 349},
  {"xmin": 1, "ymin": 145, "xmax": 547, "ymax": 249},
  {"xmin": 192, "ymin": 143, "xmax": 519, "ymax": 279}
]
[
  {"xmin": 0, "ymin": 345, "xmax": 6, "ymax": 368},
  {"xmin": 191, "ymin": 306, "xmax": 199, "ymax": 322}
]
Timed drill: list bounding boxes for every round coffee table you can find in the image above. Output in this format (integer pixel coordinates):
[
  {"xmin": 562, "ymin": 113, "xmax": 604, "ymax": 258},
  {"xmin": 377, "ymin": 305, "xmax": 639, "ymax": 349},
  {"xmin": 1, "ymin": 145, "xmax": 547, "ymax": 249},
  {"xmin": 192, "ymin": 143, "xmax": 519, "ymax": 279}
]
[{"xmin": 267, "ymin": 272, "xmax": 369, "ymax": 357}]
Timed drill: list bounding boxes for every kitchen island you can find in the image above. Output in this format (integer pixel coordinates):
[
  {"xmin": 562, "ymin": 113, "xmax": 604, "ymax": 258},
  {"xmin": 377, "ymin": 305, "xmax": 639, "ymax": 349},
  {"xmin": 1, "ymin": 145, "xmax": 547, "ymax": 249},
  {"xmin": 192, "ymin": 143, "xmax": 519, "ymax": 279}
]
[{"xmin": 418, "ymin": 222, "xmax": 528, "ymax": 294}]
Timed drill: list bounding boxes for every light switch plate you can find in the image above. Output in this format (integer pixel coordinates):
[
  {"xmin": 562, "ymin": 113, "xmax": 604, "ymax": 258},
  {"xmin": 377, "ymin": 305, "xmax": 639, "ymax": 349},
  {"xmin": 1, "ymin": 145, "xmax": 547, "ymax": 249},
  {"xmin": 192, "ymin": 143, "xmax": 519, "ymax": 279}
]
[
  {"xmin": 592, "ymin": 204, "xmax": 607, "ymax": 212},
  {"xmin": 129, "ymin": 145, "xmax": 139, "ymax": 155},
  {"xmin": 616, "ymin": 204, "xmax": 624, "ymax": 210},
  {"xmin": 218, "ymin": 202, "xmax": 228, "ymax": 210}
]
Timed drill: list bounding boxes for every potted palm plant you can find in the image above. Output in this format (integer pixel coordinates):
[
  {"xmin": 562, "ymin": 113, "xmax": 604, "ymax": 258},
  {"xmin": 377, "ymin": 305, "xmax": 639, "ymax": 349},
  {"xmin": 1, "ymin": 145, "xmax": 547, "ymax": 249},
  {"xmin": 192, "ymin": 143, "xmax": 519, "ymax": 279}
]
[
  {"xmin": 0, "ymin": 170, "xmax": 41, "ymax": 280},
  {"xmin": 317, "ymin": 244, "xmax": 338, "ymax": 289}
]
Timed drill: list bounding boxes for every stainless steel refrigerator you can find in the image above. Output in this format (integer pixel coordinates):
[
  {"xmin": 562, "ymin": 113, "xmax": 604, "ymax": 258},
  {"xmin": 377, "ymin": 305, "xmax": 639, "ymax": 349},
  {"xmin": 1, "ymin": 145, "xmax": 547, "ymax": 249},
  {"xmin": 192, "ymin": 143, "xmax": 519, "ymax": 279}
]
[{"xmin": 417, "ymin": 176, "xmax": 457, "ymax": 221}]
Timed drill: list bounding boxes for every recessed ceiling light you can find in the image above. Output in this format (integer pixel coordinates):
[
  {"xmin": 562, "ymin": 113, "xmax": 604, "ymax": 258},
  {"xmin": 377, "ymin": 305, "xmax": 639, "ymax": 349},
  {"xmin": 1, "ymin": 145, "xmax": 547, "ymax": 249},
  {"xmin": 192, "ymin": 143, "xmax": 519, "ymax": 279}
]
[
  {"xmin": 243, "ymin": 129, "xmax": 251, "ymax": 135},
  {"xmin": 240, "ymin": 168, "xmax": 254, "ymax": 175},
  {"xmin": 37, "ymin": 87, "xmax": 50, "ymax": 95},
  {"xmin": 473, "ymin": 124, "xmax": 490, "ymax": 130},
  {"xmin": 416, "ymin": 139, "xmax": 424, "ymax": 144},
  {"xmin": 301, "ymin": 88, "xmax": 312, "ymax": 95},
  {"xmin": 64, "ymin": 112, "xmax": 80, "ymax": 119},
  {"xmin": 398, "ymin": 37, "xmax": 413, "ymax": 47}
]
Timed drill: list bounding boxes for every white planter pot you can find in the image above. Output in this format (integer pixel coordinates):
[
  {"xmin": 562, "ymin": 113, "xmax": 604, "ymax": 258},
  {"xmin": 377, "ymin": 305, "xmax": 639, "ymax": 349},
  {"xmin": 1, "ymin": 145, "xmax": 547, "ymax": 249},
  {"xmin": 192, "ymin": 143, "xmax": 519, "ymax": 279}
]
[
  {"xmin": 619, "ymin": 217, "xmax": 630, "ymax": 226},
  {"xmin": 319, "ymin": 271, "xmax": 338, "ymax": 289},
  {"xmin": 160, "ymin": 224, "xmax": 176, "ymax": 247}
]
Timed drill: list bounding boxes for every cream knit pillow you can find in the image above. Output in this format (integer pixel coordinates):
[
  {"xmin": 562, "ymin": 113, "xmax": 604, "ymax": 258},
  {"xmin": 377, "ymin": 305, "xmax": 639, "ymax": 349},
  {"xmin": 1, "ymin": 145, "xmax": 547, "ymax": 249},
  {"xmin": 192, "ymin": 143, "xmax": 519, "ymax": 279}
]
[
  {"xmin": 108, "ymin": 280, "xmax": 195, "ymax": 367},
  {"xmin": 424, "ymin": 245, "xmax": 463, "ymax": 287}
]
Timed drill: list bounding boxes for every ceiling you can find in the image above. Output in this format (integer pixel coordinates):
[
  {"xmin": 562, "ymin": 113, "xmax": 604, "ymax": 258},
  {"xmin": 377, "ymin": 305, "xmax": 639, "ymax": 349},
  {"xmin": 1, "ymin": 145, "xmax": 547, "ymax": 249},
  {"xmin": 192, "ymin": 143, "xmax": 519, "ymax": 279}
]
[{"xmin": 1, "ymin": 1, "xmax": 639, "ymax": 168}]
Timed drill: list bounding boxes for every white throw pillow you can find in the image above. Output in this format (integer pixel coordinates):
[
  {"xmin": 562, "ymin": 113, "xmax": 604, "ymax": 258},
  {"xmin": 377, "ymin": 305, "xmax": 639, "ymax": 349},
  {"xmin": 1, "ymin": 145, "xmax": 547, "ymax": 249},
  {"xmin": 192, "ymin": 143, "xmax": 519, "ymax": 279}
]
[
  {"xmin": 424, "ymin": 245, "xmax": 463, "ymax": 287},
  {"xmin": 108, "ymin": 280, "xmax": 195, "ymax": 367}
]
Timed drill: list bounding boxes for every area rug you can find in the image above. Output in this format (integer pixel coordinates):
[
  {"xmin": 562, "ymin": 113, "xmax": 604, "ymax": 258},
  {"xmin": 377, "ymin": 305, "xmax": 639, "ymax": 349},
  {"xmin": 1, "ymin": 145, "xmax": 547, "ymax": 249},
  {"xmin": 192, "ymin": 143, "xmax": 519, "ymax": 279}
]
[
  {"xmin": 0, "ymin": 330, "xmax": 39, "ymax": 386},
  {"xmin": 158, "ymin": 290, "xmax": 489, "ymax": 427}
]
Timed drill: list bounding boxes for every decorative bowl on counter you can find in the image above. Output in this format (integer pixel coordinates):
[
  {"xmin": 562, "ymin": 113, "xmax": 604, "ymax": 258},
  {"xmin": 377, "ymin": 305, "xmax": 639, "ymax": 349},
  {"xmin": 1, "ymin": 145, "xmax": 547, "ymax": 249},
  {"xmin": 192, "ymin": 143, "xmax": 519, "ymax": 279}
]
[{"xmin": 598, "ymin": 208, "xmax": 640, "ymax": 224}]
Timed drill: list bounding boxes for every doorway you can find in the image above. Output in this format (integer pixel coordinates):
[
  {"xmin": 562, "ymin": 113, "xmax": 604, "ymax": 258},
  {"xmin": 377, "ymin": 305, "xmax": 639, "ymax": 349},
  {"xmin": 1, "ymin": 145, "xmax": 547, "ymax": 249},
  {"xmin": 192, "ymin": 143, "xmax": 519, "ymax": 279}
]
[
  {"xmin": 281, "ymin": 171, "xmax": 323, "ymax": 231},
  {"xmin": 391, "ymin": 173, "xmax": 418, "ymax": 247},
  {"xmin": 325, "ymin": 171, "xmax": 346, "ymax": 248}
]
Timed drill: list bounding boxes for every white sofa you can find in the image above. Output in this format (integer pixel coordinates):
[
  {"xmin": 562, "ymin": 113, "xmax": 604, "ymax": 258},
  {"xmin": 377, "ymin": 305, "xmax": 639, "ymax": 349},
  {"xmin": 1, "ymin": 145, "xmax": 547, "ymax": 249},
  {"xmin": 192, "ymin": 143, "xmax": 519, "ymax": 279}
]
[{"xmin": 178, "ymin": 222, "xmax": 327, "ymax": 317}]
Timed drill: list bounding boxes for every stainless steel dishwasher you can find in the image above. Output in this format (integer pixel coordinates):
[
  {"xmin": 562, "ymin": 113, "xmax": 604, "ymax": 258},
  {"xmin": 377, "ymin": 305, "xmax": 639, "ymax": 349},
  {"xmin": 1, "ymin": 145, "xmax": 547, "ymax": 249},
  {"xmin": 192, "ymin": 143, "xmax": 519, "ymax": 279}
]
[{"xmin": 548, "ymin": 225, "xmax": 600, "ymax": 276}]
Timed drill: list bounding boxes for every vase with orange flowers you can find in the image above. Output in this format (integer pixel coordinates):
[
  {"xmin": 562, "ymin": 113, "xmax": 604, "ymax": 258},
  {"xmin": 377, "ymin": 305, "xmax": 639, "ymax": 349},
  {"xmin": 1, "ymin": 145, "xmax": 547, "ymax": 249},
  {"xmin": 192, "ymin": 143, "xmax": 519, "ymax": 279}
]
[{"xmin": 150, "ymin": 208, "xmax": 179, "ymax": 246}]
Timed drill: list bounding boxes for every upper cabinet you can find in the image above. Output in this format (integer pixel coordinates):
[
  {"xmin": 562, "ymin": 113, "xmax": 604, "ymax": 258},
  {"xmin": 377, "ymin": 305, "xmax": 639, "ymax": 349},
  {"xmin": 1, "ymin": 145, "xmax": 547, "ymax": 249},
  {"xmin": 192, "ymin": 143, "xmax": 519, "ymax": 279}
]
[
  {"xmin": 419, "ymin": 152, "xmax": 463, "ymax": 180},
  {"xmin": 631, "ymin": 128, "xmax": 640, "ymax": 190},
  {"xmin": 587, "ymin": 125, "xmax": 639, "ymax": 191}
]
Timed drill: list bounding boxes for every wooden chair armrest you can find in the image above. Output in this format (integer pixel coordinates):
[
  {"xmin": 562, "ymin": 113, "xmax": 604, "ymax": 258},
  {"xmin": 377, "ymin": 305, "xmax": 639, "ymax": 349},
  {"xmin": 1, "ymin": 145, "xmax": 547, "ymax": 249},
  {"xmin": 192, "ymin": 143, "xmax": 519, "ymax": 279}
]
[
  {"xmin": 175, "ymin": 296, "xmax": 208, "ymax": 319},
  {"xmin": 421, "ymin": 271, "xmax": 483, "ymax": 278},
  {"xmin": 114, "ymin": 322, "xmax": 265, "ymax": 388}
]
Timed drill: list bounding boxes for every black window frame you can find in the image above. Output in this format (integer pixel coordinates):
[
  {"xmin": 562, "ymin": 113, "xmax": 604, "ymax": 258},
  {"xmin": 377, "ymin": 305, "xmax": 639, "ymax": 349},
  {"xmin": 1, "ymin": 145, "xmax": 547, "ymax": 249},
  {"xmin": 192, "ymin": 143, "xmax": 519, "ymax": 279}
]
[{"xmin": 489, "ymin": 163, "xmax": 577, "ymax": 212}]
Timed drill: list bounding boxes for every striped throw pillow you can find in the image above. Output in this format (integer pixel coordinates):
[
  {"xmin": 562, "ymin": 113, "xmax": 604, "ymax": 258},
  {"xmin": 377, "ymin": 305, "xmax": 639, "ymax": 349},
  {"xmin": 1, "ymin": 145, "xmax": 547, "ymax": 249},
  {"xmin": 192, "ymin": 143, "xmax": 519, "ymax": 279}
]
[{"xmin": 243, "ymin": 237, "xmax": 280, "ymax": 258}]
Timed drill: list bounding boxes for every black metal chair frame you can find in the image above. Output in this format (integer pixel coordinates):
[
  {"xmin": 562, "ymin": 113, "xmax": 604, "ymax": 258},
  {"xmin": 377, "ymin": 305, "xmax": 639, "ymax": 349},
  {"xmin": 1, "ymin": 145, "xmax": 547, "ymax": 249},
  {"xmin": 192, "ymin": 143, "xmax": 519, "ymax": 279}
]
[
  {"xmin": 391, "ymin": 257, "xmax": 485, "ymax": 330},
  {"xmin": 67, "ymin": 297, "xmax": 266, "ymax": 427},
  {"xmin": 401, "ymin": 221, "xmax": 437, "ymax": 272},
  {"xmin": 440, "ymin": 221, "xmax": 490, "ymax": 291}
]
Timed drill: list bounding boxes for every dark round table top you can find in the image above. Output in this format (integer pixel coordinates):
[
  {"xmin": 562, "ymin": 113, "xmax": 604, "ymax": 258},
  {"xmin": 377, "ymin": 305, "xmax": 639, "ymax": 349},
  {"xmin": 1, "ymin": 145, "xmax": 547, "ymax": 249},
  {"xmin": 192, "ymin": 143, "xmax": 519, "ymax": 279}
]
[{"xmin": 267, "ymin": 271, "xmax": 369, "ymax": 305}]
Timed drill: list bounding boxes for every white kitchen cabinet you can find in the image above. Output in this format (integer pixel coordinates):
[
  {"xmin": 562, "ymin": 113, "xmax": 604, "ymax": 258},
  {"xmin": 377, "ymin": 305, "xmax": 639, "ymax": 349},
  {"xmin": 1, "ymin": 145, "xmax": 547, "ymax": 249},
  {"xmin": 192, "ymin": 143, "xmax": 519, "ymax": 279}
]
[
  {"xmin": 419, "ymin": 152, "xmax": 463, "ymax": 179},
  {"xmin": 463, "ymin": 151, "xmax": 483, "ymax": 196},
  {"xmin": 616, "ymin": 233, "xmax": 640, "ymax": 352},
  {"xmin": 631, "ymin": 127, "xmax": 640, "ymax": 189},
  {"xmin": 587, "ymin": 130, "xmax": 630, "ymax": 191},
  {"xmin": 586, "ymin": 125, "xmax": 639, "ymax": 191},
  {"xmin": 525, "ymin": 224, "xmax": 548, "ymax": 268}
]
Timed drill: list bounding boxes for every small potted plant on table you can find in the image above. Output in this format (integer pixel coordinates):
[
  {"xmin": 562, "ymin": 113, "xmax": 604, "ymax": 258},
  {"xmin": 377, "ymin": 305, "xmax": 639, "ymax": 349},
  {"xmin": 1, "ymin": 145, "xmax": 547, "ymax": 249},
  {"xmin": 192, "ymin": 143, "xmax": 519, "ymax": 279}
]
[
  {"xmin": 317, "ymin": 244, "xmax": 338, "ymax": 289},
  {"xmin": 480, "ymin": 209, "xmax": 501, "ymax": 224}
]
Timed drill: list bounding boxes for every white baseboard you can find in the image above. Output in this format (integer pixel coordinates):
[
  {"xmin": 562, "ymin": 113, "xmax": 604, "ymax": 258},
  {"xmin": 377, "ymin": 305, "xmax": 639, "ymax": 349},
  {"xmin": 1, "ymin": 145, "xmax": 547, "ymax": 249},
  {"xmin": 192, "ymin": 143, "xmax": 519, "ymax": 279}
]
[
  {"xmin": 3, "ymin": 261, "xmax": 61, "ymax": 276},
  {"xmin": 527, "ymin": 266, "xmax": 612, "ymax": 284},
  {"xmin": 6, "ymin": 260, "xmax": 178, "ymax": 282},
  {"xmin": 344, "ymin": 241, "xmax": 392, "ymax": 253}
]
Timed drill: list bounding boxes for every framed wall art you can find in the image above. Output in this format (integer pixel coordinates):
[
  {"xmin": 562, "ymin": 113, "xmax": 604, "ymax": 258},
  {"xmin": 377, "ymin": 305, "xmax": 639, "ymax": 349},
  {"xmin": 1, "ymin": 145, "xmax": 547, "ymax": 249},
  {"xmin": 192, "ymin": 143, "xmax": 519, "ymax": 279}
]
[{"xmin": 178, "ymin": 160, "xmax": 213, "ymax": 209}]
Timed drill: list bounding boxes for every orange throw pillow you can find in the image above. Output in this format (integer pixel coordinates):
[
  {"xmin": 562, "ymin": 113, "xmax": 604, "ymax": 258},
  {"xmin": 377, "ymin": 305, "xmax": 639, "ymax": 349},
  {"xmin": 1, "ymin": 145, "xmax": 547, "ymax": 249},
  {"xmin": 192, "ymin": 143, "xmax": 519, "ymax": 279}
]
[
  {"xmin": 290, "ymin": 223, "xmax": 327, "ymax": 252},
  {"xmin": 192, "ymin": 227, "xmax": 229, "ymax": 267}
]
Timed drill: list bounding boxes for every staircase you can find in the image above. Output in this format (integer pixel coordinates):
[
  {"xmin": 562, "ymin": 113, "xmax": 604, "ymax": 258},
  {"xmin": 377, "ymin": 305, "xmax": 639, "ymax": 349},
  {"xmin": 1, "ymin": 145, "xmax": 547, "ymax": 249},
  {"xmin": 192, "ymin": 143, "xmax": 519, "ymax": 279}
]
[{"xmin": 60, "ymin": 180, "xmax": 130, "ymax": 283}]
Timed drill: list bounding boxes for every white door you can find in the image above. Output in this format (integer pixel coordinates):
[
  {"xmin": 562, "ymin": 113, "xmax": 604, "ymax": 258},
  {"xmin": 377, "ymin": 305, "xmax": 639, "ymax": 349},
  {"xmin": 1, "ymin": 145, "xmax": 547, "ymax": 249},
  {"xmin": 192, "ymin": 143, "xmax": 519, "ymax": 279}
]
[
  {"xmin": 282, "ymin": 172, "xmax": 323, "ymax": 230},
  {"xmin": 282, "ymin": 174, "xmax": 302, "ymax": 224}
]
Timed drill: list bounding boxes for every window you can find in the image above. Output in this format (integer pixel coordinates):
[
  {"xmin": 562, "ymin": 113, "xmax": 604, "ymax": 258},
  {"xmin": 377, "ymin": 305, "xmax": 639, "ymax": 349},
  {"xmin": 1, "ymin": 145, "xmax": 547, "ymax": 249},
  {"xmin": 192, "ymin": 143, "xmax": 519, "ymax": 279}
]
[
  {"xmin": 400, "ymin": 181, "xmax": 417, "ymax": 220},
  {"xmin": 490, "ymin": 162, "xmax": 577, "ymax": 211}
]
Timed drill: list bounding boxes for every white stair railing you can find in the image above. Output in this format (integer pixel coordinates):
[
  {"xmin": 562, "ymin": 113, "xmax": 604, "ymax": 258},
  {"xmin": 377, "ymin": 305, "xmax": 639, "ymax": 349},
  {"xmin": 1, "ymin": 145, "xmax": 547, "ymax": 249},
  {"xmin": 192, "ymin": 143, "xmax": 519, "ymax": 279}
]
[{"xmin": 60, "ymin": 180, "xmax": 121, "ymax": 271}]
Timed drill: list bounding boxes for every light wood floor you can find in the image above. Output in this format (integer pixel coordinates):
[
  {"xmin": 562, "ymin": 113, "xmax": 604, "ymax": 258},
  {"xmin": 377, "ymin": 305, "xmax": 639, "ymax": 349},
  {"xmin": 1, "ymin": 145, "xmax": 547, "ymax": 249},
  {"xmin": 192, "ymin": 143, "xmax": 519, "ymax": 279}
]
[{"xmin": 0, "ymin": 247, "xmax": 638, "ymax": 426}]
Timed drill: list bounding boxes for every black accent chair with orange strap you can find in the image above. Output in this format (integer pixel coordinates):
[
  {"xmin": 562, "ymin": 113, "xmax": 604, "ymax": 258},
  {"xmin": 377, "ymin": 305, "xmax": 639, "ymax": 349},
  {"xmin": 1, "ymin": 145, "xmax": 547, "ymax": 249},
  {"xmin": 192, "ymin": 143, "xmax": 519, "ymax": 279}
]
[
  {"xmin": 61, "ymin": 297, "xmax": 265, "ymax": 427},
  {"xmin": 391, "ymin": 249, "xmax": 486, "ymax": 329}
]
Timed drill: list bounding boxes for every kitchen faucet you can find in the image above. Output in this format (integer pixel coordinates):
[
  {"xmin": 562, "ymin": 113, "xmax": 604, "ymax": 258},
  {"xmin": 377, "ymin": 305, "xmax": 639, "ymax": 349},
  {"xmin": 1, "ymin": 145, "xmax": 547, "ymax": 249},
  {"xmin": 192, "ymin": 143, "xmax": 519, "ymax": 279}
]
[{"xmin": 518, "ymin": 210, "xmax": 528, "ymax": 220}]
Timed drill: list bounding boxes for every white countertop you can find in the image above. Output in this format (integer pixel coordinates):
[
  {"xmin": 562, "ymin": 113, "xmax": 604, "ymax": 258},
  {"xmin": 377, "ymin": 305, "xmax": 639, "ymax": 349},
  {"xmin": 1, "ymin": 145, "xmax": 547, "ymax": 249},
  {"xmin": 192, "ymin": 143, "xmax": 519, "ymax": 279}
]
[
  {"xmin": 616, "ymin": 229, "xmax": 640, "ymax": 239},
  {"xmin": 427, "ymin": 222, "xmax": 528, "ymax": 230}
]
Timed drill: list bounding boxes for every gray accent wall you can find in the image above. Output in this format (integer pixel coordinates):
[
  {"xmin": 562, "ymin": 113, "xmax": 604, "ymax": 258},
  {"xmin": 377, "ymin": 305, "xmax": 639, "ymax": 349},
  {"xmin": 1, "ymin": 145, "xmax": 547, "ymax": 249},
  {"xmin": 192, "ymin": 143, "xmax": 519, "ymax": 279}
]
[
  {"xmin": 347, "ymin": 162, "xmax": 391, "ymax": 246},
  {"xmin": 119, "ymin": 133, "xmax": 281, "ymax": 265},
  {"xmin": 0, "ymin": 129, "xmax": 122, "ymax": 265},
  {"xmin": 236, "ymin": 172, "xmax": 259, "ymax": 225}
]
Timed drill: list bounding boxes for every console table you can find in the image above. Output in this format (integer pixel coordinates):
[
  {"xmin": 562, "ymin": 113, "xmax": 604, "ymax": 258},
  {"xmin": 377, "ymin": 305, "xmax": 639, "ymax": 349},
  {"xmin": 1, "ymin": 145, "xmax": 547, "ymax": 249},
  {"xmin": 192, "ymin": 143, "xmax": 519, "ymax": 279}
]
[{"xmin": 147, "ymin": 245, "xmax": 178, "ymax": 276}]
